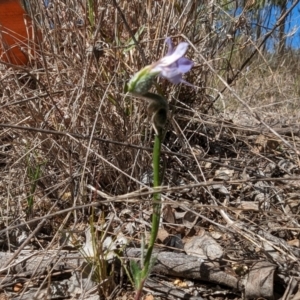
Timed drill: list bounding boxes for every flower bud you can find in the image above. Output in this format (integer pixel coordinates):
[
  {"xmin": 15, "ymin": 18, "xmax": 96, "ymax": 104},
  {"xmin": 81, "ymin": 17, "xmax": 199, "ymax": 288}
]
[{"xmin": 125, "ymin": 65, "xmax": 160, "ymax": 95}]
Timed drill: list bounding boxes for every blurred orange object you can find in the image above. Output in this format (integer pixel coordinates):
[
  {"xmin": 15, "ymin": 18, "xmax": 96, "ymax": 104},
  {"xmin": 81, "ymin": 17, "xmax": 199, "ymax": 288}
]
[{"xmin": 0, "ymin": 0, "xmax": 40, "ymax": 65}]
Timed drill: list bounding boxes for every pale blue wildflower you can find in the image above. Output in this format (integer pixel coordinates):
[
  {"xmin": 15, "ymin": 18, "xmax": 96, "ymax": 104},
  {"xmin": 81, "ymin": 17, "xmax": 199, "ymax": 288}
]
[
  {"xmin": 126, "ymin": 38, "xmax": 194, "ymax": 94},
  {"xmin": 152, "ymin": 37, "xmax": 194, "ymax": 86}
]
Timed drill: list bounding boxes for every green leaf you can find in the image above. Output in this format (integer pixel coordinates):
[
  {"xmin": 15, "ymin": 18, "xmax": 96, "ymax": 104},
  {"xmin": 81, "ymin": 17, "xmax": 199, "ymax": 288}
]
[
  {"xmin": 123, "ymin": 25, "xmax": 145, "ymax": 53},
  {"xmin": 130, "ymin": 260, "xmax": 142, "ymax": 288}
]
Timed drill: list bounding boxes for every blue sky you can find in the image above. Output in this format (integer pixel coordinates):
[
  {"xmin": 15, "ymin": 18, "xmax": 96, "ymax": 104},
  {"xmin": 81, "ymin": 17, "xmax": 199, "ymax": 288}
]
[
  {"xmin": 280, "ymin": 1, "xmax": 300, "ymax": 49},
  {"xmin": 252, "ymin": 0, "xmax": 300, "ymax": 50},
  {"xmin": 230, "ymin": 0, "xmax": 300, "ymax": 51}
]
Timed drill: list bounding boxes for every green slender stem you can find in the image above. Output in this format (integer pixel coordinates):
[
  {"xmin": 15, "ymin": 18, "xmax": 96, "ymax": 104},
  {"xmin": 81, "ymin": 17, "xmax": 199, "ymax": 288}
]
[
  {"xmin": 129, "ymin": 91, "xmax": 167, "ymax": 299},
  {"xmin": 152, "ymin": 134, "xmax": 162, "ymax": 188},
  {"xmin": 134, "ymin": 134, "xmax": 162, "ymax": 300},
  {"xmin": 141, "ymin": 134, "xmax": 161, "ymax": 278}
]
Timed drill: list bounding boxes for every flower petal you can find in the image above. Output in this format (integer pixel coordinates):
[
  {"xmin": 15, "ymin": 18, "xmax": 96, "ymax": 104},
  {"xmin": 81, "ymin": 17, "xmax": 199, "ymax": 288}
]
[
  {"xmin": 162, "ymin": 73, "xmax": 182, "ymax": 84},
  {"xmin": 159, "ymin": 42, "xmax": 189, "ymax": 66},
  {"xmin": 160, "ymin": 65, "xmax": 180, "ymax": 79},
  {"xmin": 177, "ymin": 57, "xmax": 194, "ymax": 73},
  {"xmin": 179, "ymin": 78, "xmax": 196, "ymax": 87},
  {"xmin": 168, "ymin": 74, "xmax": 183, "ymax": 84},
  {"xmin": 165, "ymin": 37, "xmax": 174, "ymax": 56}
]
